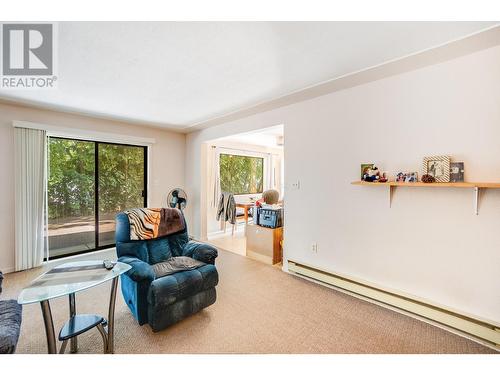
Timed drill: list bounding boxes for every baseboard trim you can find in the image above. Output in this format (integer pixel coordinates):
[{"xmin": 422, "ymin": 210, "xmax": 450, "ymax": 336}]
[
  {"xmin": 1, "ymin": 266, "xmax": 15, "ymax": 274},
  {"xmin": 288, "ymin": 260, "xmax": 500, "ymax": 349}
]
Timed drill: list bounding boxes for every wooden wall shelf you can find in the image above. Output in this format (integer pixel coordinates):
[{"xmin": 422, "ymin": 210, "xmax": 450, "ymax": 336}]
[{"xmin": 351, "ymin": 181, "xmax": 500, "ymax": 214}]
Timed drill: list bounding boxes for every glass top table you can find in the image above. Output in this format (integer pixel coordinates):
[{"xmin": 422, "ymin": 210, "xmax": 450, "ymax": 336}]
[
  {"xmin": 18, "ymin": 260, "xmax": 130, "ymax": 354},
  {"xmin": 18, "ymin": 260, "xmax": 130, "ymax": 304}
]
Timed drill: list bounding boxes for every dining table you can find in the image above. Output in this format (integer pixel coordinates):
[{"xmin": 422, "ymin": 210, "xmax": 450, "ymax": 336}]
[{"xmin": 235, "ymin": 201, "xmax": 254, "ymax": 225}]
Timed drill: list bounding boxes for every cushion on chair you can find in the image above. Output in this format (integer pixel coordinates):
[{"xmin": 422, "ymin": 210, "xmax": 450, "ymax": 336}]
[
  {"xmin": 148, "ymin": 264, "xmax": 218, "ymax": 307},
  {"xmin": 0, "ymin": 300, "xmax": 22, "ymax": 354},
  {"xmin": 167, "ymin": 232, "xmax": 189, "ymax": 257},
  {"xmin": 152, "ymin": 256, "xmax": 205, "ymax": 278},
  {"xmin": 147, "ymin": 238, "xmax": 172, "ymax": 264}
]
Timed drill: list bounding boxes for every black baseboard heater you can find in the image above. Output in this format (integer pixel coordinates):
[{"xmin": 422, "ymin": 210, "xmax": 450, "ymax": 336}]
[{"xmin": 288, "ymin": 260, "xmax": 500, "ymax": 348}]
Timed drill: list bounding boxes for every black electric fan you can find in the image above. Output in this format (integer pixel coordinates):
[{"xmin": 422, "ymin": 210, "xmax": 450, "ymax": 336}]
[{"xmin": 167, "ymin": 188, "xmax": 187, "ymax": 210}]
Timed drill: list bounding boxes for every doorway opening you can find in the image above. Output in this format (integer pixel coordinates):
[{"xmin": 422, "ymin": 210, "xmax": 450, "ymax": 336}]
[{"xmin": 203, "ymin": 125, "xmax": 284, "ymax": 264}]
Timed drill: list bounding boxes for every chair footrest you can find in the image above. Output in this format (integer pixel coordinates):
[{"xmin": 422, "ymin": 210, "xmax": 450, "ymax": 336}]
[{"xmin": 59, "ymin": 314, "xmax": 107, "ymax": 341}]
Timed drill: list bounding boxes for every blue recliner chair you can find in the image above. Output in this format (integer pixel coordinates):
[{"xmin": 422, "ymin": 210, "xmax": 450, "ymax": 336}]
[{"xmin": 115, "ymin": 211, "xmax": 219, "ymax": 332}]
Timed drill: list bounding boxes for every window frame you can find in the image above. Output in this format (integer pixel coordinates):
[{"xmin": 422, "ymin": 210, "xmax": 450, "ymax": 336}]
[{"xmin": 216, "ymin": 147, "xmax": 272, "ymax": 197}]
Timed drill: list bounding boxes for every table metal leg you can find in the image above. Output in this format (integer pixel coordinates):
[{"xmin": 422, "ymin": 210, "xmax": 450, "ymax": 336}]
[
  {"xmin": 59, "ymin": 340, "xmax": 68, "ymax": 354},
  {"xmin": 68, "ymin": 293, "xmax": 77, "ymax": 353},
  {"xmin": 40, "ymin": 300, "xmax": 57, "ymax": 354},
  {"xmin": 96, "ymin": 323, "xmax": 108, "ymax": 354},
  {"xmin": 107, "ymin": 277, "xmax": 119, "ymax": 353}
]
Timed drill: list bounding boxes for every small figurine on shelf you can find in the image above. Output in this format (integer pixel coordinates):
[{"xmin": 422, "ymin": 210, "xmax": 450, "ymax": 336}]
[
  {"xmin": 421, "ymin": 174, "xmax": 435, "ymax": 183},
  {"xmin": 362, "ymin": 166, "xmax": 380, "ymax": 182}
]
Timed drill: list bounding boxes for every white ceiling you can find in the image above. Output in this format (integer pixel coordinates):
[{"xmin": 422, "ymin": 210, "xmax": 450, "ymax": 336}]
[
  {"xmin": 217, "ymin": 125, "xmax": 284, "ymax": 148},
  {"xmin": 0, "ymin": 22, "xmax": 497, "ymax": 131}
]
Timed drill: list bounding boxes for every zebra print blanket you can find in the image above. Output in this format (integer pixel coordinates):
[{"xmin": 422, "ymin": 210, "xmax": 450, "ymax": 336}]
[{"xmin": 124, "ymin": 208, "xmax": 185, "ymax": 240}]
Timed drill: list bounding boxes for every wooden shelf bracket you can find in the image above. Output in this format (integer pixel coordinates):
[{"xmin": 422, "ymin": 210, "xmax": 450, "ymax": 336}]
[
  {"xmin": 389, "ymin": 185, "xmax": 395, "ymax": 208},
  {"xmin": 474, "ymin": 187, "xmax": 480, "ymax": 215}
]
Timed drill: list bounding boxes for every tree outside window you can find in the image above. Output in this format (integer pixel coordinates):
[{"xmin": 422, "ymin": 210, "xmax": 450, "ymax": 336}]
[{"xmin": 219, "ymin": 153, "xmax": 263, "ymax": 195}]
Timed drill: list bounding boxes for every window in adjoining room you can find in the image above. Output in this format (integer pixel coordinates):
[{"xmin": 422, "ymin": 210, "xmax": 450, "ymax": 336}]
[{"xmin": 219, "ymin": 153, "xmax": 264, "ymax": 195}]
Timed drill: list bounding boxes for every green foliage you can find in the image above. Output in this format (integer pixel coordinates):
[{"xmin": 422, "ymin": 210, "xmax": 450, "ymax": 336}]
[
  {"xmin": 98, "ymin": 143, "xmax": 145, "ymax": 214},
  {"xmin": 48, "ymin": 139, "xmax": 95, "ymax": 219},
  {"xmin": 219, "ymin": 153, "xmax": 263, "ymax": 195},
  {"xmin": 48, "ymin": 138, "xmax": 145, "ymax": 220}
]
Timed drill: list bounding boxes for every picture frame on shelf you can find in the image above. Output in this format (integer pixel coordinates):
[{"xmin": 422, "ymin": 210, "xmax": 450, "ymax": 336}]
[
  {"xmin": 405, "ymin": 172, "xmax": 418, "ymax": 182},
  {"xmin": 360, "ymin": 163, "xmax": 374, "ymax": 179},
  {"xmin": 395, "ymin": 172, "xmax": 418, "ymax": 183},
  {"xmin": 422, "ymin": 155, "xmax": 450, "ymax": 182},
  {"xmin": 450, "ymin": 162, "xmax": 465, "ymax": 182}
]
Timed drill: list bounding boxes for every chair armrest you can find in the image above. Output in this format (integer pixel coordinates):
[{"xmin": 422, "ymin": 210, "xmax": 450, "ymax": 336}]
[
  {"xmin": 183, "ymin": 241, "xmax": 218, "ymax": 265},
  {"xmin": 118, "ymin": 256, "xmax": 155, "ymax": 283}
]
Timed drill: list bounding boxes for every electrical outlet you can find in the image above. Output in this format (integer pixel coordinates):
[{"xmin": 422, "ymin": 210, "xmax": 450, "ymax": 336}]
[
  {"xmin": 291, "ymin": 180, "xmax": 300, "ymax": 190},
  {"xmin": 311, "ymin": 242, "xmax": 318, "ymax": 253}
]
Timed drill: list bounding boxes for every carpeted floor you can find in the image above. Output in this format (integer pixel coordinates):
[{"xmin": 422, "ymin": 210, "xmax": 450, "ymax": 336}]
[{"xmin": 2, "ymin": 248, "xmax": 495, "ymax": 354}]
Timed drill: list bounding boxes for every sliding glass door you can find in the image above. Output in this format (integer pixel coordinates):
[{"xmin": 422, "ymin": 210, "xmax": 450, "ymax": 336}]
[
  {"xmin": 97, "ymin": 143, "xmax": 146, "ymax": 247},
  {"xmin": 47, "ymin": 137, "xmax": 147, "ymax": 259}
]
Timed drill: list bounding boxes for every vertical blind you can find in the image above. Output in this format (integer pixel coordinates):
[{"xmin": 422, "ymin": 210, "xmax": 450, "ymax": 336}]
[{"xmin": 14, "ymin": 127, "xmax": 47, "ymax": 271}]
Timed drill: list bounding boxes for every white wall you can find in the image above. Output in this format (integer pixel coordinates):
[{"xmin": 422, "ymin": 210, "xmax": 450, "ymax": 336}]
[
  {"xmin": 0, "ymin": 101, "xmax": 186, "ymax": 273},
  {"xmin": 186, "ymin": 44, "xmax": 500, "ymax": 323}
]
